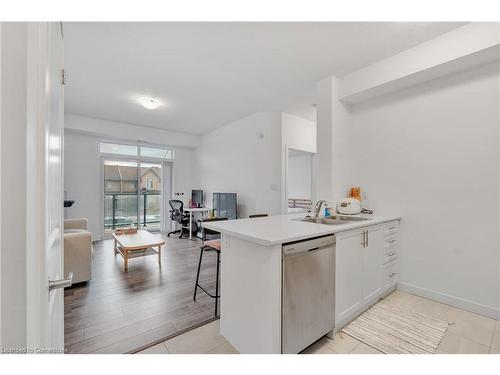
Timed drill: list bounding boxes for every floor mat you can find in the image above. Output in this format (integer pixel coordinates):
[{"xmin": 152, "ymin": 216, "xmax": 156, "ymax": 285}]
[{"xmin": 342, "ymin": 302, "xmax": 448, "ymax": 354}]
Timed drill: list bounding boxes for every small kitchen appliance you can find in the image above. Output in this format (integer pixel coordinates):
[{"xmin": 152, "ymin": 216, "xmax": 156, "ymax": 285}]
[{"xmin": 337, "ymin": 197, "xmax": 361, "ymax": 215}]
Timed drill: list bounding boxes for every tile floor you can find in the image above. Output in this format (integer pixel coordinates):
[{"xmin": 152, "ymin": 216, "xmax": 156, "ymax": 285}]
[{"xmin": 136, "ymin": 290, "xmax": 500, "ymax": 354}]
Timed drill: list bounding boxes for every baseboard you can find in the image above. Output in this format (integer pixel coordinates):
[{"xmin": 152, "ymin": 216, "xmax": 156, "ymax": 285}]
[{"xmin": 397, "ymin": 282, "xmax": 500, "ymax": 320}]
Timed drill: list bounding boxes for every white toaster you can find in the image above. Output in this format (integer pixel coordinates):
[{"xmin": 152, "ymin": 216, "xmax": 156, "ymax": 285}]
[{"xmin": 336, "ymin": 198, "xmax": 361, "ymax": 215}]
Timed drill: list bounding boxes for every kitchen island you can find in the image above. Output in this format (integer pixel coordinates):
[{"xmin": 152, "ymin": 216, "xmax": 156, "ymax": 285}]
[{"xmin": 203, "ymin": 213, "xmax": 401, "ymax": 354}]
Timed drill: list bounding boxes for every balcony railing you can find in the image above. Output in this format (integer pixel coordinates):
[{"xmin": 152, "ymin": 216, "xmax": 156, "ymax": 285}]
[
  {"xmin": 104, "ymin": 193, "xmax": 161, "ymax": 230},
  {"xmin": 287, "ymin": 198, "xmax": 312, "ymax": 209}
]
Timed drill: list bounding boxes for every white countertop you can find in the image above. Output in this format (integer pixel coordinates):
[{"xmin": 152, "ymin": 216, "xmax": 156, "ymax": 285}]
[{"xmin": 203, "ymin": 213, "xmax": 401, "ymax": 246}]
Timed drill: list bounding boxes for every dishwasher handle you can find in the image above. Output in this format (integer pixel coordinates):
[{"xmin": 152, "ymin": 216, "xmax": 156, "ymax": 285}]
[
  {"xmin": 283, "ymin": 235, "xmax": 335, "ymax": 257},
  {"xmin": 284, "ymin": 247, "xmax": 320, "ymax": 256}
]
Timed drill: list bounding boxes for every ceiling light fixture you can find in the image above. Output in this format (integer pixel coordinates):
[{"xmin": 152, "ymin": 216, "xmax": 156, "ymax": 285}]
[{"xmin": 138, "ymin": 96, "xmax": 162, "ymax": 110}]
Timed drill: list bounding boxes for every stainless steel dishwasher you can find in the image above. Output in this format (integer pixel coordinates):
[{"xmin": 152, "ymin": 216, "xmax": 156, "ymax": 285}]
[{"xmin": 282, "ymin": 234, "xmax": 335, "ymax": 354}]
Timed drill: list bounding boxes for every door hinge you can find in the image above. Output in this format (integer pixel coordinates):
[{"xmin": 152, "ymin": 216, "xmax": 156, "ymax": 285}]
[{"xmin": 61, "ymin": 69, "xmax": 66, "ymax": 85}]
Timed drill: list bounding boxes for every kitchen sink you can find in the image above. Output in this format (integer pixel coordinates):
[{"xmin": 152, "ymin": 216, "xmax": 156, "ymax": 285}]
[{"xmin": 294, "ymin": 215, "xmax": 370, "ymax": 225}]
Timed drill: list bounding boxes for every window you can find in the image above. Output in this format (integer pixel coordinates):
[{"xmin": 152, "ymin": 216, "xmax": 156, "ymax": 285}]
[
  {"xmin": 103, "ymin": 159, "xmax": 163, "ymax": 234},
  {"xmin": 140, "ymin": 146, "xmax": 174, "ymax": 159},
  {"xmin": 100, "ymin": 142, "xmax": 174, "ymax": 160},
  {"xmin": 100, "ymin": 143, "xmax": 138, "ymax": 156},
  {"xmin": 105, "ymin": 180, "xmax": 121, "ymax": 193}
]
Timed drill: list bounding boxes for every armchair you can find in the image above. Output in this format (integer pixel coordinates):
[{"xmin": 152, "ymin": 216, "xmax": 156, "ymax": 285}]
[
  {"xmin": 64, "ymin": 218, "xmax": 93, "ymax": 284},
  {"xmin": 64, "ymin": 218, "xmax": 88, "ymax": 231}
]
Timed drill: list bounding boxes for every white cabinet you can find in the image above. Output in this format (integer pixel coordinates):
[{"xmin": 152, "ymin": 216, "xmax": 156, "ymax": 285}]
[
  {"xmin": 335, "ymin": 228, "xmax": 364, "ymax": 325},
  {"xmin": 382, "ymin": 258, "xmax": 399, "ymax": 291},
  {"xmin": 382, "ymin": 221, "xmax": 400, "ymax": 292},
  {"xmin": 335, "ymin": 220, "xmax": 400, "ymax": 331},
  {"xmin": 362, "ymin": 226, "xmax": 383, "ymax": 304}
]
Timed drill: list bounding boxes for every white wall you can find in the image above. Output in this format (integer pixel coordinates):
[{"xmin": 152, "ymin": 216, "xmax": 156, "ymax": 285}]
[
  {"xmin": 287, "ymin": 151, "xmax": 313, "ymax": 199},
  {"xmin": 195, "ymin": 112, "xmax": 282, "ymax": 218},
  {"xmin": 64, "ymin": 130, "xmax": 196, "ymax": 239},
  {"xmin": 171, "ymin": 147, "xmax": 195, "ymax": 206},
  {"xmin": 282, "ymin": 112, "xmax": 316, "ymax": 153},
  {"xmin": 64, "ymin": 132, "xmax": 101, "ymax": 237},
  {"xmin": 350, "ymin": 62, "xmax": 500, "ymax": 317}
]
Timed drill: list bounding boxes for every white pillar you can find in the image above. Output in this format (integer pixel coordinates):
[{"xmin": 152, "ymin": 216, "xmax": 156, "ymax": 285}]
[
  {"xmin": 315, "ymin": 76, "xmax": 352, "ymax": 207},
  {"xmin": 315, "ymin": 77, "xmax": 334, "ymax": 203}
]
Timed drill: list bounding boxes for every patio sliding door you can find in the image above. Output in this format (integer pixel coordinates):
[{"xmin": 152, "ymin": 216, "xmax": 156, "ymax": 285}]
[
  {"xmin": 103, "ymin": 159, "xmax": 164, "ymax": 235},
  {"xmin": 139, "ymin": 162, "xmax": 162, "ymax": 231},
  {"xmin": 100, "ymin": 142, "xmax": 174, "ymax": 237},
  {"xmin": 104, "ymin": 160, "xmax": 140, "ymax": 235}
]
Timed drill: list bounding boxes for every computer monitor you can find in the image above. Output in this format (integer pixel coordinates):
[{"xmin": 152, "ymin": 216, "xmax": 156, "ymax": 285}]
[
  {"xmin": 191, "ymin": 190, "xmax": 204, "ymax": 207},
  {"xmin": 212, "ymin": 193, "xmax": 237, "ymax": 219}
]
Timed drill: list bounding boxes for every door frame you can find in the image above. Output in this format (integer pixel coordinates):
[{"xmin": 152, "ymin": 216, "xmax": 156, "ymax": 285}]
[
  {"xmin": 160, "ymin": 161, "xmax": 173, "ymax": 233},
  {"xmin": 100, "ymin": 156, "xmax": 140, "ymax": 237},
  {"xmin": 283, "ymin": 146, "xmax": 317, "ymax": 214}
]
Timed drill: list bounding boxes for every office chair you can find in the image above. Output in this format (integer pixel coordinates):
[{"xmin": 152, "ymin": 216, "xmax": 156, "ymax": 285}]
[{"xmin": 167, "ymin": 200, "xmax": 197, "ymax": 238}]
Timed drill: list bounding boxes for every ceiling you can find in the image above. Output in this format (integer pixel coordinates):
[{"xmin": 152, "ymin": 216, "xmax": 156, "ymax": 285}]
[{"xmin": 64, "ymin": 22, "xmax": 465, "ymax": 135}]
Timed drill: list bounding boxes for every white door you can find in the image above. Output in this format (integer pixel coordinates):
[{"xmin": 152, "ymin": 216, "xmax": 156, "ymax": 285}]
[
  {"xmin": 26, "ymin": 22, "xmax": 65, "ymax": 351},
  {"xmin": 45, "ymin": 22, "xmax": 65, "ymax": 350},
  {"xmin": 362, "ymin": 226, "xmax": 383, "ymax": 304},
  {"xmin": 335, "ymin": 229, "xmax": 363, "ymax": 325}
]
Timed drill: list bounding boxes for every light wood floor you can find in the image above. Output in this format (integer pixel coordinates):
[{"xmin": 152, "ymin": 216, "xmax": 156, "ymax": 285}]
[{"xmin": 64, "ymin": 233, "xmax": 218, "ymax": 354}]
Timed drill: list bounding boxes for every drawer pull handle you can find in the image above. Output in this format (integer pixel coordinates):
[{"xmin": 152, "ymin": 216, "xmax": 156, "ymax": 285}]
[
  {"xmin": 388, "ymin": 226, "xmax": 397, "ymax": 230},
  {"xmin": 387, "ymin": 239, "xmax": 397, "ymax": 243},
  {"xmin": 389, "ymin": 272, "xmax": 397, "ymax": 278},
  {"xmin": 388, "ymin": 252, "xmax": 396, "ymax": 256}
]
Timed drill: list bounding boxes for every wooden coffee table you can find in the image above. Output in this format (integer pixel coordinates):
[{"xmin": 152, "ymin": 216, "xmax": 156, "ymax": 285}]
[{"xmin": 112, "ymin": 230, "xmax": 165, "ymax": 271}]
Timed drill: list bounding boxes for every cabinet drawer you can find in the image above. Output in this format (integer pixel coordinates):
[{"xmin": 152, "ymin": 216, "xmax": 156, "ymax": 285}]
[
  {"xmin": 384, "ymin": 221, "xmax": 399, "ymax": 237},
  {"xmin": 383, "ymin": 259, "xmax": 399, "ymax": 290},
  {"xmin": 385, "ymin": 236, "xmax": 398, "ymax": 248},
  {"xmin": 383, "ymin": 247, "xmax": 398, "ymax": 264}
]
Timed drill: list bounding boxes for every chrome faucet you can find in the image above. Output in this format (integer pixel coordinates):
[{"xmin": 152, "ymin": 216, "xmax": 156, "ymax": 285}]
[{"xmin": 312, "ymin": 200, "xmax": 327, "ymax": 218}]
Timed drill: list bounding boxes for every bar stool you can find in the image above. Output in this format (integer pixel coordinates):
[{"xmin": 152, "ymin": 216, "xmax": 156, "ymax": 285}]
[{"xmin": 193, "ymin": 217, "xmax": 228, "ymax": 317}]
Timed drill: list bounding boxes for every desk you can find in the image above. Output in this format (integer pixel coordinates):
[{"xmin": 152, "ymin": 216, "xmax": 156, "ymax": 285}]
[{"xmin": 184, "ymin": 207, "xmax": 211, "ymax": 239}]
